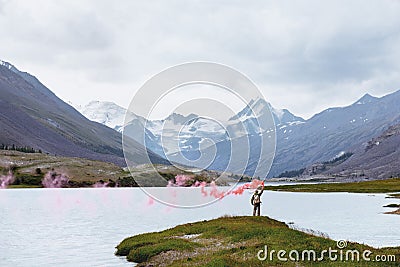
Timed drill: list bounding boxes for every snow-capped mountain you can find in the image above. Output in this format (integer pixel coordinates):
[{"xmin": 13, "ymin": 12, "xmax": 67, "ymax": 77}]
[
  {"xmin": 353, "ymin": 93, "xmax": 378, "ymax": 105},
  {"xmin": 230, "ymin": 97, "xmax": 304, "ymax": 125},
  {"xmin": 229, "ymin": 97, "xmax": 305, "ymax": 136},
  {"xmin": 76, "ymin": 101, "xmax": 127, "ymax": 131},
  {"xmin": 0, "ymin": 60, "xmax": 13, "ymax": 70},
  {"xmin": 76, "ymin": 99, "xmax": 298, "ymax": 160},
  {"xmin": 166, "ymin": 98, "xmax": 303, "ymax": 176},
  {"xmin": 144, "ymin": 113, "xmax": 231, "ymax": 157},
  {"xmin": 76, "ymin": 99, "xmax": 303, "ymax": 176},
  {"xmin": 77, "ymin": 90, "xmax": 400, "ymax": 178}
]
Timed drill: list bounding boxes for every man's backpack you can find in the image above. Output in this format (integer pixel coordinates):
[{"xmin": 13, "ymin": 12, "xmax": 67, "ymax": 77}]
[
  {"xmin": 251, "ymin": 192, "xmax": 261, "ymax": 205},
  {"xmin": 253, "ymin": 193, "xmax": 261, "ymax": 204}
]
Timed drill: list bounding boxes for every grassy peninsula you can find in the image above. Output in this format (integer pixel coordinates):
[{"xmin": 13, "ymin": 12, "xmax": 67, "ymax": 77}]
[{"xmin": 116, "ymin": 216, "xmax": 400, "ymax": 266}]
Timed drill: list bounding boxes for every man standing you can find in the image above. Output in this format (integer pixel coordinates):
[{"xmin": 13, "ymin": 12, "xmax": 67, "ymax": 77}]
[{"xmin": 251, "ymin": 184, "xmax": 264, "ymax": 216}]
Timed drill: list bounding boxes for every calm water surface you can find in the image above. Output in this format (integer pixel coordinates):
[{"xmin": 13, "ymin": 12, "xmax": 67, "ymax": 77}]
[{"xmin": 0, "ymin": 187, "xmax": 399, "ymax": 266}]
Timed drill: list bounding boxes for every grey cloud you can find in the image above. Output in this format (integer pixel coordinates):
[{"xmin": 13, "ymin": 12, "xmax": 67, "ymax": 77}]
[
  {"xmin": 0, "ymin": 1, "xmax": 113, "ymax": 62},
  {"xmin": 0, "ymin": 0, "xmax": 399, "ymax": 118}
]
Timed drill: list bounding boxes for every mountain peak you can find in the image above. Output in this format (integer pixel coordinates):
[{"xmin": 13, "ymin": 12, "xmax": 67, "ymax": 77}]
[
  {"xmin": 229, "ymin": 97, "xmax": 268, "ymax": 121},
  {"xmin": 166, "ymin": 113, "xmax": 197, "ymax": 124},
  {"xmin": 0, "ymin": 60, "xmax": 14, "ymax": 70},
  {"xmin": 77, "ymin": 100, "xmax": 128, "ymax": 130},
  {"xmin": 354, "ymin": 93, "xmax": 378, "ymax": 105},
  {"xmin": 252, "ymin": 96, "xmax": 268, "ymax": 106},
  {"xmin": 229, "ymin": 97, "xmax": 304, "ymax": 125},
  {"xmin": 85, "ymin": 100, "xmax": 123, "ymax": 108}
]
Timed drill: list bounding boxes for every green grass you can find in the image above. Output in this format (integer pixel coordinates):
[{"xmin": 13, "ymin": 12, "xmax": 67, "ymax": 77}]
[
  {"xmin": 116, "ymin": 216, "xmax": 400, "ymax": 266},
  {"xmin": 8, "ymin": 184, "xmax": 42, "ymax": 188},
  {"xmin": 116, "ymin": 229, "xmax": 203, "ymax": 262},
  {"xmin": 266, "ymin": 178, "xmax": 400, "ymax": 193},
  {"xmin": 388, "ymin": 193, "xmax": 400, "ymax": 199}
]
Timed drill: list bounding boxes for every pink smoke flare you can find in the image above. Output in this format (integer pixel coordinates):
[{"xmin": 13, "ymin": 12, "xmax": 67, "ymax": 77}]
[
  {"xmin": 201, "ymin": 179, "xmax": 264, "ymax": 199},
  {"xmin": 42, "ymin": 171, "xmax": 69, "ymax": 188},
  {"xmin": 0, "ymin": 171, "xmax": 14, "ymax": 189},
  {"xmin": 167, "ymin": 174, "xmax": 264, "ymax": 199},
  {"xmin": 229, "ymin": 179, "xmax": 265, "ymax": 195}
]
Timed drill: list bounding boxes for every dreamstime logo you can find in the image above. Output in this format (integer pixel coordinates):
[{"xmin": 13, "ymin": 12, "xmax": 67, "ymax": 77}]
[
  {"xmin": 256, "ymin": 240, "xmax": 397, "ymax": 263},
  {"xmin": 336, "ymin": 239, "xmax": 347, "ymax": 249},
  {"xmin": 122, "ymin": 62, "xmax": 276, "ymax": 208}
]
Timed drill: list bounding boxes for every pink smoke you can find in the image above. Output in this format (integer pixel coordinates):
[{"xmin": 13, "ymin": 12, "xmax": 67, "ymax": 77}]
[
  {"xmin": 202, "ymin": 180, "xmax": 264, "ymax": 199},
  {"xmin": 42, "ymin": 171, "xmax": 69, "ymax": 188},
  {"xmin": 168, "ymin": 174, "xmax": 194, "ymax": 187},
  {"xmin": 192, "ymin": 180, "xmax": 206, "ymax": 187},
  {"xmin": 168, "ymin": 174, "xmax": 264, "ymax": 199},
  {"xmin": 229, "ymin": 179, "xmax": 265, "ymax": 195},
  {"xmin": 93, "ymin": 181, "xmax": 109, "ymax": 188},
  {"xmin": 147, "ymin": 196, "xmax": 154, "ymax": 206},
  {"xmin": 168, "ymin": 174, "xmax": 209, "ymax": 188},
  {"xmin": 0, "ymin": 171, "xmax": 14, "ymax": 189}
]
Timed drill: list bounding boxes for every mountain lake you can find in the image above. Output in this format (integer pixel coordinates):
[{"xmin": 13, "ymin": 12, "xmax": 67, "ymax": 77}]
[{"xmin": 0, "ymin": 186, "xmax": 399, "ymax": 266}]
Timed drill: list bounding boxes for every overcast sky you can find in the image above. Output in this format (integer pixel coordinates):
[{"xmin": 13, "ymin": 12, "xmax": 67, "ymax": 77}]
[{"xmin": 1, "ymin": 0, "xmax": 400, "ymax": 119}]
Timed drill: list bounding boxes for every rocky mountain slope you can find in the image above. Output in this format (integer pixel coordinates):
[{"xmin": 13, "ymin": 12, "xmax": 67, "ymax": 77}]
[
  {"xmin": 271, "ymin": 91, "xmax": 400, "ymax": 177},
  {"xmin": 323, "ymin": 123, "xmax": 400, "ymax": 179}
]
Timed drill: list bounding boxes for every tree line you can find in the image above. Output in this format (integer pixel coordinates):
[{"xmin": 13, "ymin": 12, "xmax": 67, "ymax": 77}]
[{"xmin": 0, "ymin": 144, "xmax": 42, "ymax": 153}]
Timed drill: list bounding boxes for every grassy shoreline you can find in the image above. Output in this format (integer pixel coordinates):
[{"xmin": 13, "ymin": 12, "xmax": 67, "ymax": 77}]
[
  {"xmin": 0, "ymin": 151, "xmax": 232, "ymax": 188},
  {"xmin": 265, "ymin": 178, "xmax": 400, "ymax": 194},
  {"xmin": 116, "ymin": 216, "xmax": 400, "ymax": 266}
]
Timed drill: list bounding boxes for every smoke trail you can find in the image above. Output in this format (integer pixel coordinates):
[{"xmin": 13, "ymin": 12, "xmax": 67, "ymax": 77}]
[
  {"xmin": 204, "ymin": 179, "xmax": 264, "ymax": 199},
  {"xmin": 167, "ymin": 174, "xmax": 264, "ymax": 199},
  {"xmin": 42, "ymin": 171, "xmax": 69, "ymax": 188},
  {"xmin": 208, "ymin": 181, "xmax": 225, "ymax": 199},
  {"xmin": 0, "ymin": 171, "xmax": 14, "ymax": 189},
  {"xmin": 229, "ymin": 179, "xmax": 264, "ymax": 195}
]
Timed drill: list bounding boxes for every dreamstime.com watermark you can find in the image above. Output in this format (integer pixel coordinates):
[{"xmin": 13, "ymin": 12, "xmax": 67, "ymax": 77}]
[{"xmin": 257, "ymin": 240, "xmax": 397, "ymax": 263}]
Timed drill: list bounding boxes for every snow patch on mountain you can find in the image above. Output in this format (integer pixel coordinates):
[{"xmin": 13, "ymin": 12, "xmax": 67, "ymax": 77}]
[
  {"xmin": 76, "ymin": 101, "xmax": 127, "ymax": 131},
  {"xmin": 0, "ymin": 60, "xmax": 13, "ymax": 70},
  {"xmin": 354, "ymin": 93, "xmax": 378, "ymax": 105},
  {"xmin": 271, "ymin": 107, "xmax": 285, "ymax": 121}
]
